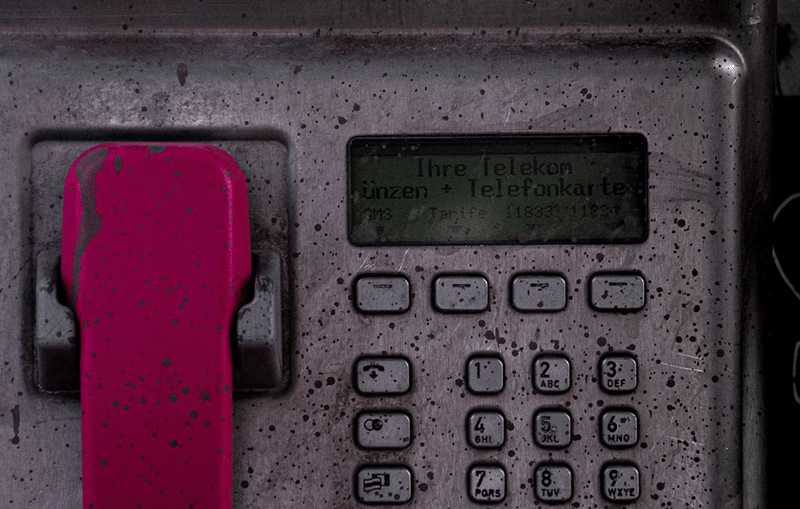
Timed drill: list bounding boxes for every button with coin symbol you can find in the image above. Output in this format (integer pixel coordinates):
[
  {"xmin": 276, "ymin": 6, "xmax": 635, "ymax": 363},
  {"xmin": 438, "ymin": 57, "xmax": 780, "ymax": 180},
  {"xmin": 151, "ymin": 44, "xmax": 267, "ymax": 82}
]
[
  {"xmin": 356, "ymin": 412, "xmax": 412, "ymax": 449},
  {"xmin": 363, "ymin": 418, "xmax": 384, "ymax": 432}
]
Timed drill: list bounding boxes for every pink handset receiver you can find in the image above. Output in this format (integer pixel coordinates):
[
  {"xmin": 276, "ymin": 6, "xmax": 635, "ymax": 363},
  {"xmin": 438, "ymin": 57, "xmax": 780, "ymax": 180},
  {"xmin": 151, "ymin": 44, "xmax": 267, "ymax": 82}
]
[{"xmin": 61, "ymin": 144, "xmax": 251, "ymax": 508}]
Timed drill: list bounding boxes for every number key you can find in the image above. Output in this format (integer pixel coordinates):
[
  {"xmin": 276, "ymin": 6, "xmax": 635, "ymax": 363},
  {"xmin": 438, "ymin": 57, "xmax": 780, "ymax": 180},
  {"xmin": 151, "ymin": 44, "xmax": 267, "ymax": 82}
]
[
  {"xmin": 467, "ymin": 356, "xmax": 504, "ymax": 394},
  {"xmin": 468, "ymin": 465, "xmax": 506, "ymax": 503},
  {"xmin": 601, "ymin": 464, "xmax": 640, "ymax": 502},
  {"xmin": 600, "ymin": 408, "xmax": 638, "ymax": 448},
  {"xmin": 467, "ymin": 411, "xmax": 506, "ymax": 449},
  {"xmin": 533, "ymin": 355, "xmax": 571, "ymax": 394},
  {"xmin": 599, "ymin": 355, "xmax": 637, "ymax": 393},
  {"xmin": 534, "ymin": 464, "xmax": 573, "ymax": 502},
  {"xmin": 533, "ymin": 409, "xmax": 572, "ymax": 448}
]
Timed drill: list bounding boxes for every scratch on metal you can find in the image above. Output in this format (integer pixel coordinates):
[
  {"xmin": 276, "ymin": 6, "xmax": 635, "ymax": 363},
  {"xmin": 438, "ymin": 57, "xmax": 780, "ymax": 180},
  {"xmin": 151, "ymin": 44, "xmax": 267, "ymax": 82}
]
[
  {"xmin": 398, "ymin": 249, "xmax": 409, "ymax": 272},
  {"xmin": 661, "ymin": 362, "xmax": 705, "ymax": 373},
  {"xmin": 446, "ymin": 319, "xmax": 463, "ymax": 342},
  {"xmin": 358, "ymin": 254, "xmax": 375, "ymax": 271},
  {"xmin": 666, "ymin": 436, "xmax": 706, "ymax": 447}
]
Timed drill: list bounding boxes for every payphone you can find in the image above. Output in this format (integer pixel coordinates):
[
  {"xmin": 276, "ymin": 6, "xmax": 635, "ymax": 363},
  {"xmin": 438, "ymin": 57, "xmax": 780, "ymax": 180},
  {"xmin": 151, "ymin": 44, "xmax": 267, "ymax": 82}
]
[{"xmin": 0, "ymin": 0, "xmax": 774, "ymax": 507}]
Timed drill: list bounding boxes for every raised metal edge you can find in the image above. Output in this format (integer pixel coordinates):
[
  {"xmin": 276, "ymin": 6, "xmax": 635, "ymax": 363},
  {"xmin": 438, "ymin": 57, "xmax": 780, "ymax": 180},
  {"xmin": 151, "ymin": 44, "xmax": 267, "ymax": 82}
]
[
  {"xmin": 233, "ymin": 251, "xmax": 286, "ymax": 391},
  {"xmin": 34, "ymin": 250, "xmax": 79, "ymax": 393}
]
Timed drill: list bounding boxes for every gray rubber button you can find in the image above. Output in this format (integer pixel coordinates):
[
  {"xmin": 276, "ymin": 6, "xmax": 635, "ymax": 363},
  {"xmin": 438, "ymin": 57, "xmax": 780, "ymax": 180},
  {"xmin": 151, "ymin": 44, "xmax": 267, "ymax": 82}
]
[
  {"xmin": 533, "ymin": 355, "xmax": 571, "ymax": 394},
  {"xmin": 355, "ymin": 357, "xmax": 411, "ymax": 395},
  {"xmin": 467, "ymin": 357, "xmax": 504, "ymax": 394},
  {"xmin": 511, "ymin": 274, "xmax": 567, "ymax": 311},
  {"xmin": 533, "ymin": 409, "xmax": 572, "ymax": 448},
  {"xmin": 355, "ymin": 276, "xmax": 410, "ymax": 313},
  {"xmin": 590, "ymin": 273, "xmax": 645, "ymax": 311},
  {"xmin": 468, "ymin": 465, "xmax": 506, "ymax": 503},
  {"xmin": 600, "ymin": 355, "xmax": 638, "ymax": 393},
  {"xmin": 356, "ymin": 466, "xmax": 413, "ymax": 504},
  {"xmin": 467, "ymin": 411, "xmax": 506, "ymax": 449},
  {"xmin": 534, "ymin": 464, "xmax": 573, "ymax": 503},
  {"xmin": 601, "ymin": 464, "xmax": 640, "ymax": 502},
  {"xmin": 600, "ymin": 409, "xmax": 638, "ymax": 448},
  {"xmin": 434, "ymin": 275, "xmax": 489, "ymax": 312},
  {"xmin": 356, "ymin": 412, "xmax": 412, "ymax": 449}
]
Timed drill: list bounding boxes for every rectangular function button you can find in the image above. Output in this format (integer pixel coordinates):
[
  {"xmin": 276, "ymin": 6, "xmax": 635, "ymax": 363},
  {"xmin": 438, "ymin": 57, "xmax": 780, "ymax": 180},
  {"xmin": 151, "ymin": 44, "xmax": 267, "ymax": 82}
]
[
  {"xmin": 356, "ymin": 466, "xmax": 412, "ymax": 504},
  {"xmin": 356, "ymin": 412, "xmax": 412, "ymax": 449},
  {"xmin": 433, "ymin": 275, "xmax": 489, "ymax": 312},
  {"xmin": 468, "ymin": 465, "xmax": 506, "ymax": 503},
  {"xmin": 590, "ymin": 273, "xmax": 646, "ymax": 311},
  {"xmin": 355, "ymin": 357, "xmax": 411, "ymax": 395},
  {"xmin": 534, "ymin": 464, "xmax": 573, "ymax": 503},
  {"xmin": 355, "ymin": 276, "xmax": 411, "ymax": 313},
  {"xmin": 511, "ymin": 274, "xmax": 567, "ymax": 312}
]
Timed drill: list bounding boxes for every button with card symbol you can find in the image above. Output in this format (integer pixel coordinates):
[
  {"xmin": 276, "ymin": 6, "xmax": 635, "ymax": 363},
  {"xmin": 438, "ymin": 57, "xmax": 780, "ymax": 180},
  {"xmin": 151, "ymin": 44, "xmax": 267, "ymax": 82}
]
[{"xmin": 356, "ymin": 466, "xmax": 412, "ymax": 504}]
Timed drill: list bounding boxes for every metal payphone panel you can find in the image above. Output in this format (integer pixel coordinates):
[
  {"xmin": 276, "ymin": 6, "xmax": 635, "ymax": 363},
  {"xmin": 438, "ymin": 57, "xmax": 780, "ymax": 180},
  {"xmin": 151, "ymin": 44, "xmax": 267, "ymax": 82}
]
[{"xmin": 0, "ymin": 1, "xmax": 772, "ymax": 508}]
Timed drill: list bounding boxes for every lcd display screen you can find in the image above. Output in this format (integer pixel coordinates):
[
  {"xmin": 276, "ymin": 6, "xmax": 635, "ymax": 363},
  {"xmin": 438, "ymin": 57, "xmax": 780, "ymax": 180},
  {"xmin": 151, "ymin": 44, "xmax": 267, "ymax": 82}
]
[{"xmin": 348, "ymin": 135, "xmax": 648, "ymax": 245}]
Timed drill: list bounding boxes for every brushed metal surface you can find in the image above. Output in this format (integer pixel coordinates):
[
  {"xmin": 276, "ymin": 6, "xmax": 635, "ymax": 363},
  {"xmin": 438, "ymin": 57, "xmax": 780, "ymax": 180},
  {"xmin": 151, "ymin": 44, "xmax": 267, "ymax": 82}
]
[{"xmin": 0, "ymin": 1, "xmax": 773, "ymax": 508}]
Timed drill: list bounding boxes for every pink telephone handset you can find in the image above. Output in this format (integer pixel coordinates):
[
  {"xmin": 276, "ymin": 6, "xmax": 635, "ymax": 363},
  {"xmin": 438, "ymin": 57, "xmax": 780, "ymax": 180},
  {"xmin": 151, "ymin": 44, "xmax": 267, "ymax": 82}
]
[{"xmin": 62, "ymin": 143, "xmax": 251, "ymax": 508}]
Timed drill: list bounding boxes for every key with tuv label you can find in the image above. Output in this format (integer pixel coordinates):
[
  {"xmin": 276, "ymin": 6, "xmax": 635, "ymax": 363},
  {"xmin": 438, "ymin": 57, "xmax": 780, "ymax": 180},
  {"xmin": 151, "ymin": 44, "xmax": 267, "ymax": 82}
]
[{"xmin": 61, "ymin": 143, "xmax": 251, "ymax": 509}]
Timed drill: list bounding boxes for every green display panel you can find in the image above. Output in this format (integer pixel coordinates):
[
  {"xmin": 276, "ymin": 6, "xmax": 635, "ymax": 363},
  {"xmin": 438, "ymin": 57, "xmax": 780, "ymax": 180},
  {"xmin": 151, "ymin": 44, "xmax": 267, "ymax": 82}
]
[{"xmin": 348, "ymin": 135, "xmax": 648, "ymax": 245}]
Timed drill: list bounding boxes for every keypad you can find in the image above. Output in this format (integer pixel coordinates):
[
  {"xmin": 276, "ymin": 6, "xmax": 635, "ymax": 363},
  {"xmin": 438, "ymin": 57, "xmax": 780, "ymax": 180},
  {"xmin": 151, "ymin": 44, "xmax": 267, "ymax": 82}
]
[{"xmin": 351, "ymin": 271, "xmax": 646, "ymax": 504}]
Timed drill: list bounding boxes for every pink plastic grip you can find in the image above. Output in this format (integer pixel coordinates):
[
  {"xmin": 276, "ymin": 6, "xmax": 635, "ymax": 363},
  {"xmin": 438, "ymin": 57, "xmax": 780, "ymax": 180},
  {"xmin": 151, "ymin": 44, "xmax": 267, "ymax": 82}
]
[{"xmin": 62, "ymin": 143, "xmax": 251, "ymax": 509}]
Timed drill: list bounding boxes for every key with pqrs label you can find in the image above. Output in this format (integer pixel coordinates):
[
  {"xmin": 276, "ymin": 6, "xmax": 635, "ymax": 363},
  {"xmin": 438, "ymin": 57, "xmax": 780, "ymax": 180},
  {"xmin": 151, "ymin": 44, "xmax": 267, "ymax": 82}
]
[{"xmin": 468, "ymin": 465, "xmax": 506, "ymax": 503}]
